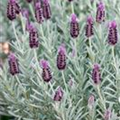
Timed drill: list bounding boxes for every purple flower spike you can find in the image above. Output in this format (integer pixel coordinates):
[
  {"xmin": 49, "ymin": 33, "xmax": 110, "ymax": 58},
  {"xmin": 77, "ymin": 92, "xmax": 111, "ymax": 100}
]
[
  {"xmin": 40, "ymin": 59, "xmax": 52, "ymax": 82},
  {"xmin": 8, "ymin": 53, "xmax": 19, "ymax": 75},
  {"xmin": 85, "ymin": 16, "xmax": 94, "ymax": 38},
  {"xmin": 35, "ymin": 1, "xmax": 43, "ymax": 23},
  {"xmin": 7, "ymin": 0, "xmax": 16, "ymax": 20},
  {"xmin": 92, "ymin": 63, "xmax": 101, "ymax": 84},
  {"xmin": 104, "ymin": 109, "xmax": 111, "ymax": 120},
  {"xmin": 29, "ymin": 23, "xmax": 39, "ymax": 48},
  {"xmin": 108, "ymin": 21, "xmax": 118, "ymax": 46},
  {"xmin": 70, "ymin": 14, "xmax": 79, "ymax": 38},
  {"xmin": 15, "ymin": 2, "xmax": 21, "ymax": 14},
  {"xmin": 57, "ymin": 44, "xmax": 66, "ymax": 70},
  {"xmin": 54, "ymin": 87, "xmax": 63, "ymax": 101},
  {"xmin": 43, "ymin": 0, "xmax": 51, "ymax": 19},
  {"xmin": 96, "ymin": 2, "xmax": 105, "ymax": 23}
]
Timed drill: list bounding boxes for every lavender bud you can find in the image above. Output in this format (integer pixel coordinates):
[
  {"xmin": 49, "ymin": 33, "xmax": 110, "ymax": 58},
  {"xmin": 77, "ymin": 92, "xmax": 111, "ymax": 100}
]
[
  {"xmin": 88, "ymin": 95, "xmax": 95, "ymax": 108},
  {"xmin": 43, "ymin": 0, "xmax": 51, "ymax": 19},
  {"xmin": 7, "ymin": 0, "xmax": 16, "ymax": 20},
  {"xmin": 57, "ymin": 44, "xmax": 66, "ymax": 70},
  {"xmin": 96, "ymin": 2, "xmax": 105, "ymax": 23},
  {"xmin": 15, "ymin": 2, "xmax": 21, "ymax": 14},
  {"xmin": 26, "ymin": 19, "xmax": 31, "ymax": 32},
  {"xmin": 85, "ymin": 16, "xmax": 94, "ymax": 38},
  {"xmin": 108, "ymin": 21, "xmax": 118, "ymax": 46},
  {"xmin": 104, "ymin": 109, "xmax": 111, "ymax": 120},
  {"xmin": 8, "ymin": 53, "xmax": 19, "ymax": 75},
  {"xmin": 40, "ymin": 59, "xmax": 52, "ymax": 82},
  {"xmin": 54, "ymin": 87, "xmax": 63, "ymax": 101},
  {"xmin": 26, "ymin": 0, "xmax": 32, "ymax": 3},
  {"xmin": 35, "ymin": 1, "xmax": 43, "ymax": 23},
  {"xmin": 70, "ymin": 14, "xmax": 79, "ymax": 38},
  {"xmin": 21, "ymin": 9, "xmax": 29, "ymax": 19},
  {"xmin": 92, "ymin": 63, "xmax": 101, "ymax": 84},
  {"xmin": 21, "ymin": 9, "xmax": 30, "ymax": 31},
  {"xmin": 29, "ymin": 23, "xmax": 39, "ymax": 48}
]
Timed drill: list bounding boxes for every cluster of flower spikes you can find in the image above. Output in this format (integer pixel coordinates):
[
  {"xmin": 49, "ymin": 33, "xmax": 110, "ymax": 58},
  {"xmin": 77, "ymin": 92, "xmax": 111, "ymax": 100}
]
[{"xmin": 6, "ymin": 0, "xmax": 118, "ymax": 103}]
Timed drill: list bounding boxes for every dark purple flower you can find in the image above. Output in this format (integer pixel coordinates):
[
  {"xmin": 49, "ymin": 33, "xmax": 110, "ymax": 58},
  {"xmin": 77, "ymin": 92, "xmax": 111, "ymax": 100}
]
[
  {"xmin": 85, "ymin": 16, "xmax": 94, "ymax": 38},
  {"xmin": 57, "ymin": 44, "xmax": 66, "ymax": 70},
  {"xmin": 26, "ymin": 0, "xmax": 32, "ymax": 3},
  {"xmin": 70, "ymin": 14, "xmax": 79, "ymax": 38},
  {"xmin": 92, "ymin": 63, "xmax": 101, "ymax": 84},
  {"xmin": 54, "ymin": 87, "xmax": 63, "ymax": 101},
  {"xmin": 35, "ymin": 1, "xmax": 43, "ymax": 23},
  {"xmin": 40, "ymin": 59, "xmax": 52, "ymax": 82},
  {"xmin": 7, "ymin": 0, "xmax": 16, "ymax": 20},
  {"xmin": 42, "ymin": 0, "xmax": 51, "ymax": 19},
  {"xmin": 15, "ymin": 2, "xmax": 21, "ymax": 14},
  {"xmin": 8, "ymin": 53, "xmax": 19, "ymax": 75},
  {"xmin": 104, "ymin": 109, "xmax": 111, "ymax": 120},
  {"xmin": 29, "ymin": 23, "xmax": 39, "ymax": 48},
  {"xmin": 96, "ymin": 2, "xmax": 105, "ymax": 23},
  {"xmin": 108, "ymin": 21, "xmax": 118, "ymax": 45}
]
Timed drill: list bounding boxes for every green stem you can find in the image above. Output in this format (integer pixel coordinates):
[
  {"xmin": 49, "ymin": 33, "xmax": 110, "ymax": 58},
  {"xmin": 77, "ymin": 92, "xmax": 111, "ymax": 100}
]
[
  {"xmin": 111, "ymin": 46, "xmax": 120, "ymax": 103},
  {"xmin": 19, "ymin": 13, "xmax": 25, "ymax": 35},
  {"xmin": 71, "ymin": 2, "xmax": 74, "ymax": 13},
  {"xmin": 29, "ymin": 4, "xmax": 35, "ymax": 20},
  {"xmin": 61, "ymin": 71, "xmax": 68, "ymax": 93},
  {"xmin": 111, "ymin": 46, "xmax": 117, "ymax": 71},
  {"xmin": 12, "ymin": 22, "xmax": 19, "ymax": 41},
  {"xmin": 89, "ymin": 38, "xmax": 92, "ymax": 50},
  {"xmin": 97, "ymin": 85, "xmax": 106, "ymax": 110}
]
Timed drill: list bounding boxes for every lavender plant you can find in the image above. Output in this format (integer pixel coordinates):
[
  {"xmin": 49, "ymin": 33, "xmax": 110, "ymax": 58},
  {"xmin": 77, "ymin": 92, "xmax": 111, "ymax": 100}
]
[{"xmin": 0, "ymin": 0, "xmax": 120, "ymax": 120}]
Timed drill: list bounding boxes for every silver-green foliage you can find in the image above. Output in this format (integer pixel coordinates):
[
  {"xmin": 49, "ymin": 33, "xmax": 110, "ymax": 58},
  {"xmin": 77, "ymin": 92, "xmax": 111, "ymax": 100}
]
[{"xmin": 0, "ymin": 0, "xmax": 120, "ymax": 120}]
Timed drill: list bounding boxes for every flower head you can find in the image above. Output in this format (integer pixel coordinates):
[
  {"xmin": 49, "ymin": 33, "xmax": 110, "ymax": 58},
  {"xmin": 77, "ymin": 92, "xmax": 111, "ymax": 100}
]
[
  {"xmin": 7, "ymin": 0, "xmax": 16, "ymax": 20},
  {"xmin": 57, "ymin": 44, "xmax": 66, "ymax": 70},
  {"xmin": 40, "ymin": 59, "xmax": 52, "ymax": 82},
  {"xmin": 92, "ymin": 63, "xmax": 101, "ymax": 84},
  {"xmin": 54, "ymin": 87, "xmax": 63, "ymax": 101},
  {"xmin": 85, "ymin": 16, "xmax": 94, "ymax": 38},
  {"xmin": 8, "ymin": 53, "xmax": 19, "ymax": 75},
  {"xmin": 88, "ymin": 95, "xmax": 95, "ymax": 107},
  {"xmin": 29, "ymin": 23, "xmax": 39, "ymax": 48},
  {"xmin": 43, "ymin": 0, "xmax": 51, "ymax": 19},
  {"xmin": 108, "ymin": 21, "xmax": 118, "ymax": 45},
  {"xmin": 35, "ymin": 1, "xmax": 43, "ymax": 23},
  {"xmin": 104, "ymin": 109, "xmax": 111, "ymax": 120},
  {"xmin": 70, "ymin": 14, "xmax": 79, "ymax": 38},
  {"xmin": 40, "ymin": 59, "xmax": 49, "ymax": 69},
  {"xmin": 96, "ymin": 1, "xmax": 105, "ymax": 23}
]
